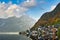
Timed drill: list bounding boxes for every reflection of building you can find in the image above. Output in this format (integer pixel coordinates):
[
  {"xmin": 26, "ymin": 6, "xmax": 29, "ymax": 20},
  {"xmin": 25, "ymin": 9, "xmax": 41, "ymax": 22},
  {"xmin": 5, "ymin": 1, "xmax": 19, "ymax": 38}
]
[
  {"xmin": 31, "ymin": 31, "xmax": 38, "ymax": 36},
  {"xmin": 30, "ymin": 31, "xmax": 38, "ymax": 40},
  {"xmin": 51, "ymin": 27, "xmax": 58, "ymax": 40},
  {"xmin": 26, "ymin": 25, "xmax": 58, "ymax": 40},
  {"xmin": 37, "ymin": 25, "xmax": 58, "ymax": 40}
]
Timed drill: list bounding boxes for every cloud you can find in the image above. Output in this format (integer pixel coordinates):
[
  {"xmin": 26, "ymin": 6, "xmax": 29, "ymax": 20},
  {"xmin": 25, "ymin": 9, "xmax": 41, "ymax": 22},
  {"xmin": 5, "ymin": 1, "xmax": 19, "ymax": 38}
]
[
  {"xmin": 0, "ymin": 0, "xmax": 36, "ymax": 18},
  {"xmin": 39, "ymin": 0, "xmax": 45, "ymax": 4},
  {"xmin": 0, "ymin": 0, "xmax": 48, "ymax": 19},
  {"xmin": 0, "ymin": 3, "xmax": 27, "ymax": 18},
  {"xmin": 5, "ymin": 4, "xmax": 28, "ymax": 17},
  {"xmin": 20, "ymin": 0, "xmax": 36, "ymax": 8},
  {"xmin": 50, "ymin": 5, "xmax": 56, "ymax": 11}
]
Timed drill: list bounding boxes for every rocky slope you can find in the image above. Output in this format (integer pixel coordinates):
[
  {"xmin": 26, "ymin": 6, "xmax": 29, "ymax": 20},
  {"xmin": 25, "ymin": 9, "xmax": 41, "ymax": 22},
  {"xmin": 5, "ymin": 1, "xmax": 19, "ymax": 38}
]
[{"xmin": 31, "ymin": 3, "xmax": 60, "ymax": 30}]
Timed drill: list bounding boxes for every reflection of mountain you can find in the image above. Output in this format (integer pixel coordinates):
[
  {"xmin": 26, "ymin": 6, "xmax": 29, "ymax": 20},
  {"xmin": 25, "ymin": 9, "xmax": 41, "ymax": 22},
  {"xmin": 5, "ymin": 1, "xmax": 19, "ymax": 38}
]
[
  {"xmin": 0, "ymin": 15, "xmax": 36, "ymax": 32},
  {"xmin": 31, "ymin": 3, "xmax": 60, "ymax": 30}
]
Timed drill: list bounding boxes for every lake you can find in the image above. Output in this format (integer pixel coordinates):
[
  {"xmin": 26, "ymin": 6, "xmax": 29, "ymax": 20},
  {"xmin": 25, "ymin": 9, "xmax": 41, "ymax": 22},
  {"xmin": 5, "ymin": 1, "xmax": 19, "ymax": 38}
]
[{"xmin": 0, "ymin": 34, "xmax": 32, "ymax": 40}]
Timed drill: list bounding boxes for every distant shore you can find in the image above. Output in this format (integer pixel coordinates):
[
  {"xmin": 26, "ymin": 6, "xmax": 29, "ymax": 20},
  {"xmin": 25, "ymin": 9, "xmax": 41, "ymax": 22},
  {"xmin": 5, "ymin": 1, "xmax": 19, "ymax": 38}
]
[{"xmin": 0, "ymin": 32, "xmax": 19, "ymax": 35}]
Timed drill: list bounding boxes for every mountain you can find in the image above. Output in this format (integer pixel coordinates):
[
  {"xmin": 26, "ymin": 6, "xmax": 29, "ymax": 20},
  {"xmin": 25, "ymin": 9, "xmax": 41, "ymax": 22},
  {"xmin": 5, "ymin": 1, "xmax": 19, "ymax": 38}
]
[
  {"xmin": 0, "ymin": 14, "xmax": 36, "ymax": 32},
  {"xmin": 31, "ymin": 3, "xmax": 60, "ymax": 30}
]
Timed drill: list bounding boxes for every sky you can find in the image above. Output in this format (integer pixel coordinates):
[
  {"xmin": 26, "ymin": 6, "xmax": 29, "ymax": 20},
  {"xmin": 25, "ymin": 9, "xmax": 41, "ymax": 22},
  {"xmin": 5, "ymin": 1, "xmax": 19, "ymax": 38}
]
[{"xmin": 0, "ymin": 0, "xmax": 60, "ymax": 21}]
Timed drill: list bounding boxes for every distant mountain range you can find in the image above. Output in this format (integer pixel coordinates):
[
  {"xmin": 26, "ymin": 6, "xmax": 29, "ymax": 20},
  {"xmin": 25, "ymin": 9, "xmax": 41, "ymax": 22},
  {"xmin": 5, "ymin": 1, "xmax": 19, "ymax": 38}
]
[
  {"xmin": 0, "ymin": 2, "xmax": 36, "ymax": 32},
  {"xmin": 0, "ymin": 14, "xmax": 36, "ymax": 32},
  {"xmin": 31, "ymin": 3, "xmax": 60, "ymax": 30}
]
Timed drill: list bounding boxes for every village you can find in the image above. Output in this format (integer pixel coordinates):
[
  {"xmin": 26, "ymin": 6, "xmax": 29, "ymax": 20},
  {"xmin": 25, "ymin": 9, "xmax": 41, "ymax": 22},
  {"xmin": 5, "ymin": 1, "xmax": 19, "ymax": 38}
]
[{"xmin": 23, "ymin": 25, "xmax": 59, "ymax": 40}]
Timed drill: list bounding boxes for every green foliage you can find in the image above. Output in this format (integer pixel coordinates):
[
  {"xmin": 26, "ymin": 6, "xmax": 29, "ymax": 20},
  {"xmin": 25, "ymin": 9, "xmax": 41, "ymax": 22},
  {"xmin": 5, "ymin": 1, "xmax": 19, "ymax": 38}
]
[{"xmin": 57, "ymin": 27, "xmax": 60, "ymax": 39}]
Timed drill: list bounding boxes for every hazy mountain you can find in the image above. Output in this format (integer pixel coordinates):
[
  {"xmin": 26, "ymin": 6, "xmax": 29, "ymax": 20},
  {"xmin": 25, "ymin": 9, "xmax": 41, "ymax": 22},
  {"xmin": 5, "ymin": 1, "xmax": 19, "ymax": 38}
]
[
  {"xmin": 0, "ymin": 2, "xmax": 36, "ymax": 32},
  {"xmin": 31, "ymin": 3, "xmax": 60, "ymax": 30},
  {"xmin": 0, "ymin": 14, "xmax": 36, "ymax": 32}
]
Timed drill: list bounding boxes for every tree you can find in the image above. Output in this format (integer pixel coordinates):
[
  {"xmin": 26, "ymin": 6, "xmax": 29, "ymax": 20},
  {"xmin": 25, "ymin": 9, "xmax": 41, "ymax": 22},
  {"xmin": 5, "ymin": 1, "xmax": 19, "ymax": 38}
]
[{"xmin": 57, "ymin": 27, "xmax": 60, "ymax": 40}]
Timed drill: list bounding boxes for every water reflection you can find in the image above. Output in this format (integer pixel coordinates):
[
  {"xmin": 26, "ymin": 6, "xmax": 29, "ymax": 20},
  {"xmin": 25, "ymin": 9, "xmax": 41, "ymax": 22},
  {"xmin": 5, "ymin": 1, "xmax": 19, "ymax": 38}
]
[{"xmin": 0, "ymin": 34, "xmax": 31, "ymax": 40}]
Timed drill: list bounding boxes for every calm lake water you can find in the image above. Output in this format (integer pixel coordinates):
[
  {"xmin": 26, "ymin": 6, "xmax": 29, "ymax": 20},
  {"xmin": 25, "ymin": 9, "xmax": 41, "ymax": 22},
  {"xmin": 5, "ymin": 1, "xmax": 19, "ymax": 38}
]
[{"xmin": 0, "ymin": 35, "xmax": 32, "ymax": 40}]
